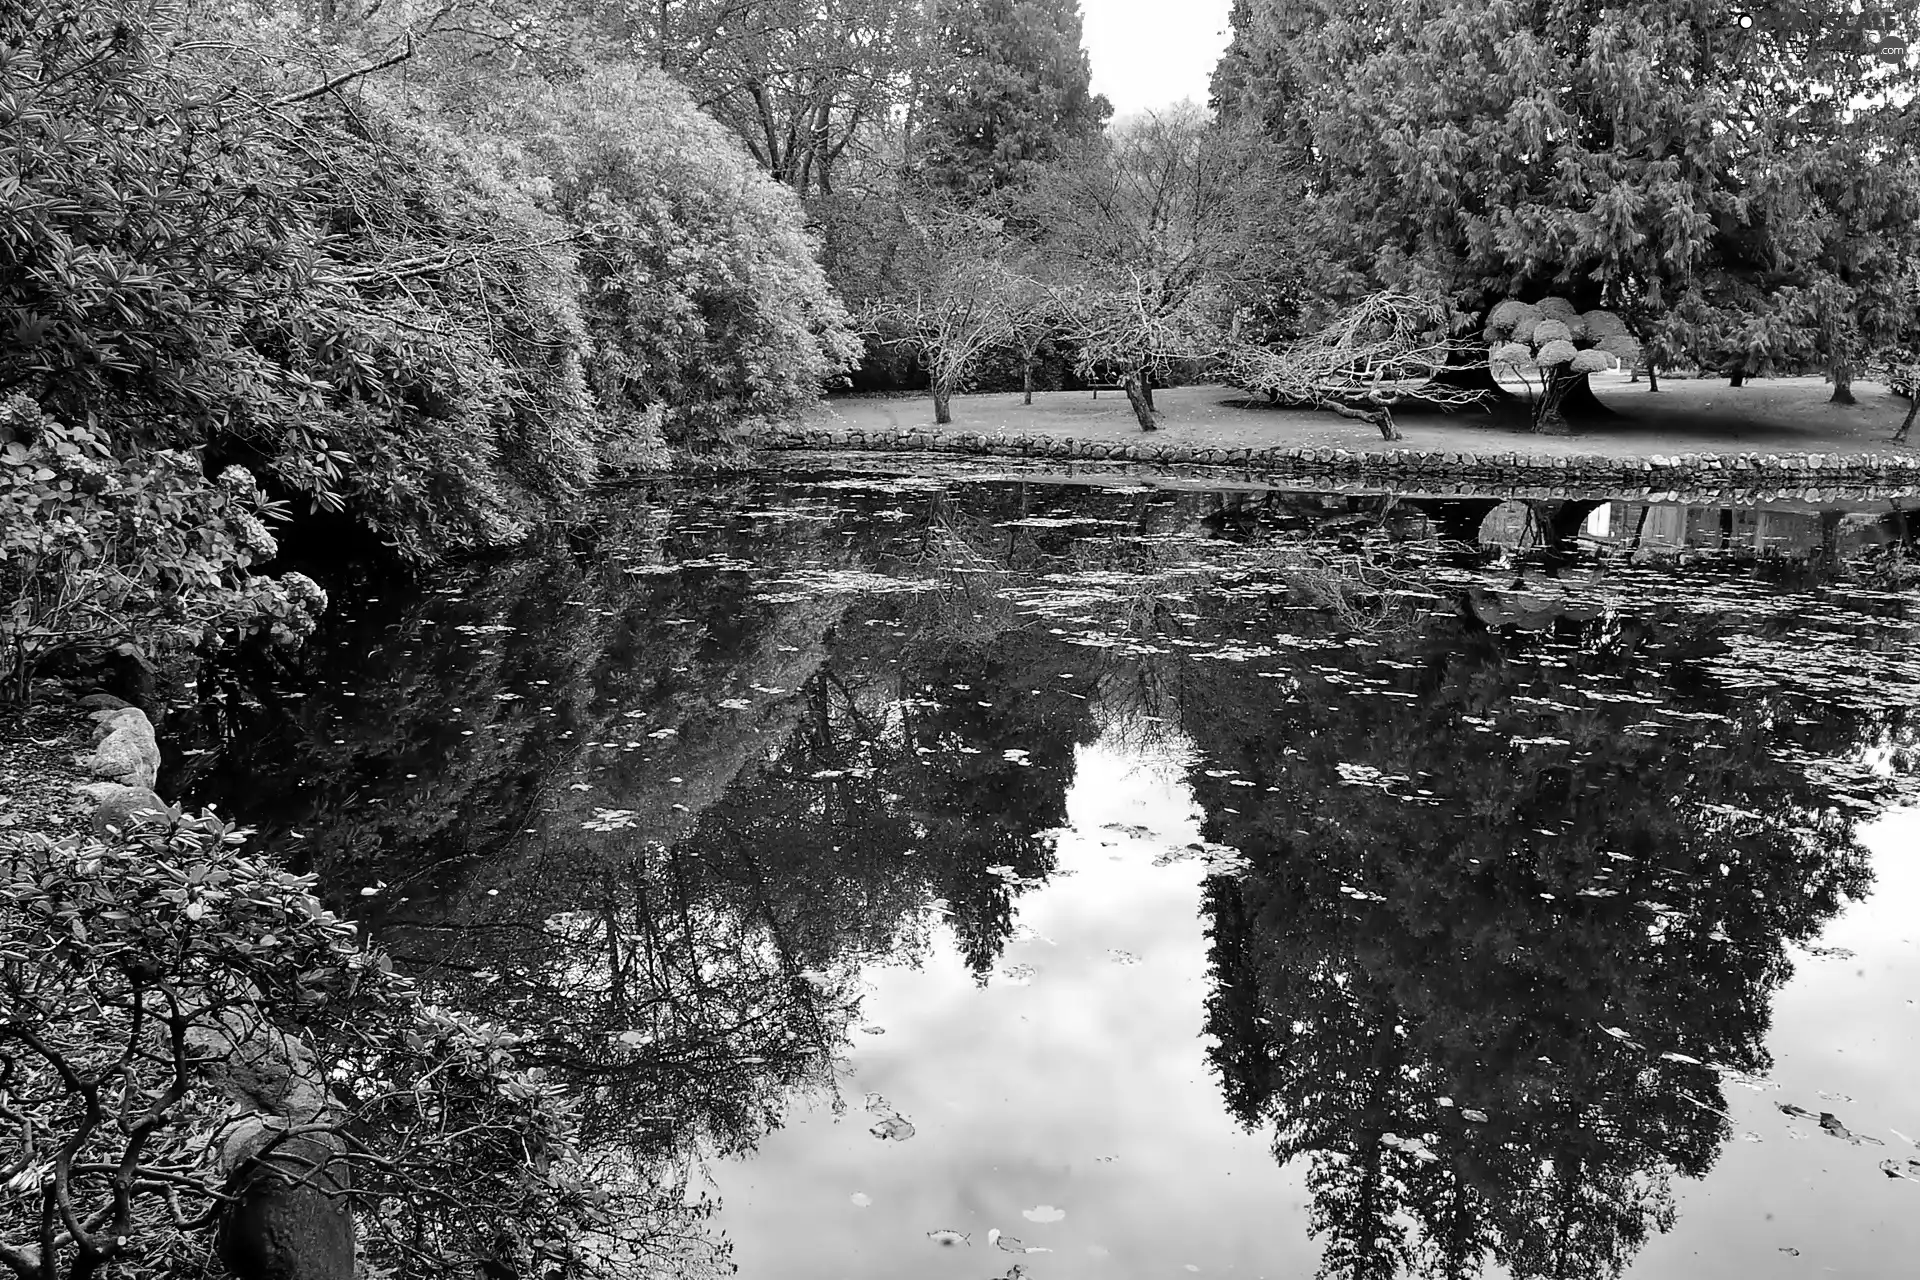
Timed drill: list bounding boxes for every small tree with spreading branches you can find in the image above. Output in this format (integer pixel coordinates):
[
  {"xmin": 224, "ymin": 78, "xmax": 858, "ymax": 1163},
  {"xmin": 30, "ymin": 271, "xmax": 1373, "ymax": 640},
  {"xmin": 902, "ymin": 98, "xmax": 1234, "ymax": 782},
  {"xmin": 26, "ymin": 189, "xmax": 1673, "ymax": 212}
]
[
  {"xmin": 1228, "ymin": 292, "xmax": 1492, "ymax": 440},
  {"xmin": 862, "ymin": 212, "xmax": 1025, "ymax": 425}
]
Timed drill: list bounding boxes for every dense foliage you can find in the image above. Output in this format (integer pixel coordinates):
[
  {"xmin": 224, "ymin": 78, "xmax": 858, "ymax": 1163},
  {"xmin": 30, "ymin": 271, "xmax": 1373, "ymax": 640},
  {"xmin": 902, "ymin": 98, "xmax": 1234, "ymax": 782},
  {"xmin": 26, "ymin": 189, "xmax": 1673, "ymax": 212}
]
[
  {"xmin": 0, "ymin": 399, "xmax": 323, "ymax": 701},
  {"xmin": 1213, "ymin": 0, "xmax": 1920, "ymax": 398},
  {"xmin": 500, "ymin": 71, "xmax": 860, "ymax": 452},
  {"xmin": 914, "ymin": 0, "xmax": 1111, "ymax": 200},
  {"xmin": 1, "ymin": 0, "xmax": 858, "ymax": 567},
  {"xmin": 0, "ymin": 809, "xmax": 705, "ymax": 1279}
]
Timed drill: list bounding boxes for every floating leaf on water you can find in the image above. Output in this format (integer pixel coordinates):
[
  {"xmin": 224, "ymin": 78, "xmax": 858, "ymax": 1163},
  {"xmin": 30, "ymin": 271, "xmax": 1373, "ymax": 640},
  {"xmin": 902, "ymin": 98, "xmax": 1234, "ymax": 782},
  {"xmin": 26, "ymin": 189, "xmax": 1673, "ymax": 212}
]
[
  {"xmin": 1381, "ymin": 1133, "xmax": 1440, "ymax": 1163},
  {"xmin": 1713, "ymin": 1064, "xmax": 1777, "ymax": 1092},
  {"xmin": 870, "ymin": 1115, "xmax": 916, "ymax": 1142},
  {"xmin": 1819, "ymin": 1112, "xmax": 1882, "ymax": 1146},
  {"xmin": 987, "ymin": 1228, "xmax": 1050, "ymax": 1254},
  {"xmin": 1882, "ymin": 1159, "xmax": 1920, "ymax": 1183},
  {"xmin": 850, "ymin": 1192, "xmax": 872, "ymax": 1207},
  {"xmin": 1460, "ymin": 1109, "xmax": 1490, "ymax": 1123},
  {"xmin": 1000, "ymin": 964, "xmax": 1036, "ymax": 986},
  {"xmin": 1021, "ymin": 1205, "xmax": 1066, "ymax": 1224},
  {"xmin": 858, "ymin": 1025, "xmax": 885, "ymax": 1035},
  {"xmin": 926, "ymin": 1229, "xmax": 970, "ymax": 1247},
  {"xmin": 1661, "ymin": 1052, "xmax": 1703, "ymax": 1065},
  {"xmin": 1778, "ymin": 1247, "xmax": 1800, "ymax": 1256},
  {"xmin": 1107, "ymin": 949, "xmax": 1141, "ymax": 966}
]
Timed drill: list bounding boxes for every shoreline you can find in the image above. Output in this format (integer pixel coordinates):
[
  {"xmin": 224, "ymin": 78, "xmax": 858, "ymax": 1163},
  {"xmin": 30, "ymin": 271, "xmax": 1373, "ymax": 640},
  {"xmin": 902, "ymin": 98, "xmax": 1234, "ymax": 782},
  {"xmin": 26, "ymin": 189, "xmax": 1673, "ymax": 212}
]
[
  {"xmin": 768, "ymin": 376, "xmax": 1920, "ymax": 499},
  {"xmin": 754, "ymin": 425, "xmax": 1920, "ymax": 503}
]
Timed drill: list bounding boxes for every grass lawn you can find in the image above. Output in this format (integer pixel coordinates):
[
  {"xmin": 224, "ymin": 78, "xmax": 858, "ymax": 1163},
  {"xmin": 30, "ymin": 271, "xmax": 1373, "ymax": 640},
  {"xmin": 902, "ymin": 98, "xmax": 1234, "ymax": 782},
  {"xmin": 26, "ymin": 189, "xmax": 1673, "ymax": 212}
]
[{"xmin": 812, "ymin": 373, "xmax": 1920, "ymax": 459}]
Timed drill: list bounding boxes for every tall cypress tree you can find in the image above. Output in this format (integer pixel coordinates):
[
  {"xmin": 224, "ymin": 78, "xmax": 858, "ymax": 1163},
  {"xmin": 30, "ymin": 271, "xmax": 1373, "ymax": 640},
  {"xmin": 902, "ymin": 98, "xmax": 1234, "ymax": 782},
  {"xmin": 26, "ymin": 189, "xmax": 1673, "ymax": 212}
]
[{"xmin": 915, "ymin": 0, "xmax": 1111, "ymax": 200}]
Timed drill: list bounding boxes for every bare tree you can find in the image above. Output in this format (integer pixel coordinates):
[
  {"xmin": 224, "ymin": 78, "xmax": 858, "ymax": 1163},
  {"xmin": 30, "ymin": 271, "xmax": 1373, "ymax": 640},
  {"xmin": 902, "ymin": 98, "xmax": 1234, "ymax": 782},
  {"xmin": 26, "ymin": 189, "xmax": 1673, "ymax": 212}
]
[
  {"xmin": 1228, "ymin": 292, "xmax": 1492, "ymax": 440},
  {"xmin": 1001, "ymin": 268, "xmax": 1062, "ymax": 406},
  {"xmin": 862, "ymin": 211, "xmax": 1021, "ymax": 424},
  {"xmin": 1025, "ymin": 107, "xmax": 1287, "ymax": 431},
  {"xmin": 626, "ymin": 0, "xmax": 926, "ymax": 196}
]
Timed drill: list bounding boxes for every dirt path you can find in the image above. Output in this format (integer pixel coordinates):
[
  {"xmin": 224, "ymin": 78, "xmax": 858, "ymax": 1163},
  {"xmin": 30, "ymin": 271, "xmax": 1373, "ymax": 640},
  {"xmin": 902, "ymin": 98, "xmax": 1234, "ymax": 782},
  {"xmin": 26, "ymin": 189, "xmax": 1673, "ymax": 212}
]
[{"xmin": 814, "ymin": 374, "xmax": 1920, "ymax": 460}]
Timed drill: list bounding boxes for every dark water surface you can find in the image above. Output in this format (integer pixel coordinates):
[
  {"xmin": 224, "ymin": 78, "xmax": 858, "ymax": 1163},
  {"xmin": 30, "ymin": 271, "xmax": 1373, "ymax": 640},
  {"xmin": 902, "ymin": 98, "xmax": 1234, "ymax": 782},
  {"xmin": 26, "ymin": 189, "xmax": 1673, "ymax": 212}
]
[{"xmin": 175, "ymin": 470, "xmax": 1920, "ymax": 1279}]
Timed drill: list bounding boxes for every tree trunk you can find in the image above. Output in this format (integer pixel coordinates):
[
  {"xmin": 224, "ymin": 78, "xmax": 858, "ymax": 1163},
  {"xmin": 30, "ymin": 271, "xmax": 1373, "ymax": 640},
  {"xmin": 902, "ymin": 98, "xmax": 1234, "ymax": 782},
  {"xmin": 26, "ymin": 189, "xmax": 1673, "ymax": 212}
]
[
  {"xmin": 1022, "ymin": 358, "xmax": 1034, "ymax": 406},
  {"xmin": 1728, "ymin": 361, "xmax": 1746, "ymax": 387},
  {"xmin": 1123, "ymin": 368, "xmax": 1157, "ymax": 431},
  {"xmin": 932, "ymin": 380, "xmax": 953, "ymax": 425},
  {"xmin": 1532, "ymin": 367, "xmax": 1574, "ymax": 434},
  {"xmin": 1830, "ymin": 358, "xmax": 1855, "ymax": 405},
  {"xmin": 1321, "ymin": 400, "xmax": 1400, "ymax": 440},
  {"xmin": 1896, "ymin": 392, "xmax": 1919, "ymax": 443},
  {"xmin": 1557, "ymin": 370, "xmax": 1614, "ymax": 421},
  {"xmin": 1142, "ymin": 371, "xmax": 1156, "ymax": 412},
  {"xmin": 1647, "ymin": 363, "xmax": 1660, "ymax": 393}
]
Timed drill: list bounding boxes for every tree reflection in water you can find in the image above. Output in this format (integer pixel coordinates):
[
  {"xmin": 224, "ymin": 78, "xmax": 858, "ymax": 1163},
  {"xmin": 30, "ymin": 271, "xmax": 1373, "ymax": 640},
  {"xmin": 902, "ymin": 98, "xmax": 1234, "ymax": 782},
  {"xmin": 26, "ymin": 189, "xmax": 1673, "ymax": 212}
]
[
  {"xmin": 1185, "ymin": 602, "xmax": 1879, "ymax": 1280},
  {"xmin": 175, "ymin": 474, "xmax": 1920, "ymax": 1277}
]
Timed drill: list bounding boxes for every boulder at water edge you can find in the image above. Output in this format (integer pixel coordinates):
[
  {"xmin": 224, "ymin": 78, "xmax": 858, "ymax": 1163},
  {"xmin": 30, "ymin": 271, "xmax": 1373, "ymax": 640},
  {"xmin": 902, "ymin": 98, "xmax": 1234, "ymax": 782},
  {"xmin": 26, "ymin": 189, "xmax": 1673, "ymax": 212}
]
[
  {"xmin": 82, "ymin": 782, "xmax": 169, "ymax": 836},
  {"xmin": 78, "ymin": 707, "xmax": 160, "ymax": 790}
]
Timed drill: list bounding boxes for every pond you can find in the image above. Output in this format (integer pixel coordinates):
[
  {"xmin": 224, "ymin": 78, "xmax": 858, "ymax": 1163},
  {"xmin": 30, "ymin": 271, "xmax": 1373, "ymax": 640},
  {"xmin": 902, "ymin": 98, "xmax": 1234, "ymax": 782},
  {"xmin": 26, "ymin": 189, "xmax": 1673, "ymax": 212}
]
[{"xmin": 172, "ymin": 467, "xmax": 1920, "ymax": 1280}]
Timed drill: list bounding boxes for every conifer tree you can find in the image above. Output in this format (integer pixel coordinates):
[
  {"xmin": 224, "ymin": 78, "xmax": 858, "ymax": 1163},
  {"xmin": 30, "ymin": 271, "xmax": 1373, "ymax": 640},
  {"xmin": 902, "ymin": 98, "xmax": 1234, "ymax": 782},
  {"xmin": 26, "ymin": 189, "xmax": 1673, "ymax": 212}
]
[
  {"xmin": 1214, "ymin": 0, "xmax": 1920, "ymax": 404},
  {"xmin": 915, "ymin": 0, "xmax": 1111, "ymax": 199}
]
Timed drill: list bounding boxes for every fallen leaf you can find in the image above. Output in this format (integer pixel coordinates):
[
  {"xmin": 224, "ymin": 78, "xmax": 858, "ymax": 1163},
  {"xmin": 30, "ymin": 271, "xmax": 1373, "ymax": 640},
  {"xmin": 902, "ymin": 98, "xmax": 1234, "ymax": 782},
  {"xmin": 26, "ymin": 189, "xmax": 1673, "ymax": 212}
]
[{"xmin": 870, "ymin": 1115, "xmax": 916, "ymax": 1142}]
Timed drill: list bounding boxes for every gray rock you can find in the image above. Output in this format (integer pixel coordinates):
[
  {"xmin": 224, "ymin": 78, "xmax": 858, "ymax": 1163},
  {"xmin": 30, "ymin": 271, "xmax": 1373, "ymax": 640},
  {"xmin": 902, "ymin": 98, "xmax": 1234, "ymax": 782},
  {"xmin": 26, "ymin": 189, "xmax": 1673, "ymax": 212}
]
[
  {"xmin": 86, "ymin": 784, "xmax": 169, "ymax": 836},
  {"xmin": 216, "ymin": 1129, "xmax": 355, "ymax": 1280},
  {"xmin": 77, "ymin": 692, "xmax": 132, "ymax": 711},
  {"xmin": 78, "ymin": 707, "xmax": 160, "ymax": 790}
]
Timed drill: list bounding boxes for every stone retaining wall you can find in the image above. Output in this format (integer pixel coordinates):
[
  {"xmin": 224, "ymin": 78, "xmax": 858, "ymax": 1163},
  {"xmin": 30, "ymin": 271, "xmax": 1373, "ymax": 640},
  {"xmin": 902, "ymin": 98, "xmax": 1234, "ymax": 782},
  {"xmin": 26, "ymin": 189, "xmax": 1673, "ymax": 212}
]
[{"xmin": 757, "ymin": 425, "xmax": 1920, "ymax": 502}]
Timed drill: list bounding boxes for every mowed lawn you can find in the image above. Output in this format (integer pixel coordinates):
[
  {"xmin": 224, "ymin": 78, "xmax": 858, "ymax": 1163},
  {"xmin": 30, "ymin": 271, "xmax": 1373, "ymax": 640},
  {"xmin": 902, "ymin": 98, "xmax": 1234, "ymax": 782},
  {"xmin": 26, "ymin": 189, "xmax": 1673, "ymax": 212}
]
[{"xmin": 810, "ymin": 373, "xmax": 1920, "ymax": 459}]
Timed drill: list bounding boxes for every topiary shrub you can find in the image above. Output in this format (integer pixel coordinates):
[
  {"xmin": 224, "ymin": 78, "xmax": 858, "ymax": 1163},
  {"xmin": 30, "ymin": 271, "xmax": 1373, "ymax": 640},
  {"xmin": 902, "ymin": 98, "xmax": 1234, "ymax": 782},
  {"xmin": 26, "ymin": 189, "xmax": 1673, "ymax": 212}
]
[{"xmin": 1484, "ymin": 298, "xmax": 1642, "ymax": 432}]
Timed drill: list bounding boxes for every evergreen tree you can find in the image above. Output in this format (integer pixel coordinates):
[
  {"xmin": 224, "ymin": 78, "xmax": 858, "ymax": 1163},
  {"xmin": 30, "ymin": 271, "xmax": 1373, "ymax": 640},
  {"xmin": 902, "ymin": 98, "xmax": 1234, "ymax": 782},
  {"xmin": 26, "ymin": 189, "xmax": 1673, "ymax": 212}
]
[
  {"xmin": 1213, "ymin": 1, "xmax": 1920, "ymax": 389},
  {"xmin": 915, "ymin": 0, "xmax": 1111, "ymax": 199}
]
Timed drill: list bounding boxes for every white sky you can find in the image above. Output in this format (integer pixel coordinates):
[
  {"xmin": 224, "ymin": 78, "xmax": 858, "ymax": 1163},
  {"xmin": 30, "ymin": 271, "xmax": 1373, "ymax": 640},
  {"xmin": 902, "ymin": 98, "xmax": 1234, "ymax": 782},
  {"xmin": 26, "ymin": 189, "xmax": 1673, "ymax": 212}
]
[{"xmin": 1081, "ymin": 0, "xmax": 1235, "ymax": 118}]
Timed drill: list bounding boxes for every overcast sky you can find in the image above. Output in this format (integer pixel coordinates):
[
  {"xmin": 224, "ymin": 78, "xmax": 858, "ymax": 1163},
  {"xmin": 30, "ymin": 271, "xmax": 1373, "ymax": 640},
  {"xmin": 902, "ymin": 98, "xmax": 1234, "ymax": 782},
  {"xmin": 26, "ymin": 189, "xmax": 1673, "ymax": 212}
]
[{"xmin": 1081, "ymin": 0, "xmax": 1235, "ymax": 118}]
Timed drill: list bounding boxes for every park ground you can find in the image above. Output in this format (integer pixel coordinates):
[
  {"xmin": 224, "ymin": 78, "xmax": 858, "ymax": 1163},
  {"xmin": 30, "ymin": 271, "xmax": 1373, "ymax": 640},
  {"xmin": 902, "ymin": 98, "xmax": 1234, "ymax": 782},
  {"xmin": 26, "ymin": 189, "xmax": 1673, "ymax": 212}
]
[{"xmin": 812, "ymin": 372, "xmax": 1920, "ymax": 459}]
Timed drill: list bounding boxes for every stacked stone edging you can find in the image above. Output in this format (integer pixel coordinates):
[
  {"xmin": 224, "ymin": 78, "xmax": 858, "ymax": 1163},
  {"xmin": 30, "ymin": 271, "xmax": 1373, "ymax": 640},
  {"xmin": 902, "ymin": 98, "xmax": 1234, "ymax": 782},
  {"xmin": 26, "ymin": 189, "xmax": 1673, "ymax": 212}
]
[
  {"xmin": 68, "ymin": 693, "xmax": 168, "ymax": 835},
  {"xmin": 756, "ymin": 425, "xmax": 1920, "ymax": 501}
]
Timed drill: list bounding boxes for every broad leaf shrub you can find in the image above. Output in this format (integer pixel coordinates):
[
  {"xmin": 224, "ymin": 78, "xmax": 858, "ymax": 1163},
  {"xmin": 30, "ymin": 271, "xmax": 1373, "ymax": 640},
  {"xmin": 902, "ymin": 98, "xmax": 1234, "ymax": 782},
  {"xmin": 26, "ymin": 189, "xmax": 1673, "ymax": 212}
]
[
  {"xmin": 0, "ymin": 397, "xmax": 325, "ymax": 701},
  {"xmin": 4, "ymin": 2, "xmax": 853, "ymax": 563},
  {"xmin": 0, "ymin": 809, "xmax": 709, "ymax": 1278},
  {"xmin": 503, "ymin": 68, "xmax": 861, "ymax": 453}
]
